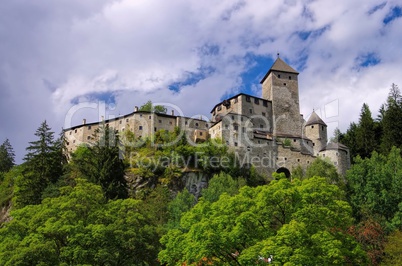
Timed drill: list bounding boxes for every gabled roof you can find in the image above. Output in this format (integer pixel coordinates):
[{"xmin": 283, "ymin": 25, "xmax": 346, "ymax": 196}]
[
  {"xmin": 305, "ymin": 111, "xmax": 327, "ymax": 127},
  {"xmin": 260, "ymin": 57, "xmax": 299, "ymax": 84}
]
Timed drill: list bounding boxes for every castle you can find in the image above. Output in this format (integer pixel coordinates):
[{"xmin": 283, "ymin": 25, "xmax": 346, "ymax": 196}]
[{"xmin": 64, "ymin": 57, "xmax": 350, "ymax": 177}]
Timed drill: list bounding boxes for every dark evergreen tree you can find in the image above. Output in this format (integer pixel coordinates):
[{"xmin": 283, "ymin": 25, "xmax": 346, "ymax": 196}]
[
  {"xmin": 0, "ymin": 139, "xmax": 15, "ymax": 172},
  {"xmin": 341, "ymin": 122, "xmax": 359, "ymax": 162},
  {"xmin": 356, "ymin": 103, "xmax": 377, "ymax": 158},
  {"xmin": 71, "ymin": 123, "xmax": 128, "ymax": 199},
  {"xmin": 381, "ymin": 83, "xmax": 402, "ymax": 154},
  {"xmin": 14, "ymin": 121, "xmax": 65, "ymax": 207}
]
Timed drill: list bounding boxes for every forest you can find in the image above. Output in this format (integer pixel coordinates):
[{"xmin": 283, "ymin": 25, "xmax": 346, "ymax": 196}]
[{"xmin": 0, "ymin": 84, "xmax": 401, "ymax": 265}]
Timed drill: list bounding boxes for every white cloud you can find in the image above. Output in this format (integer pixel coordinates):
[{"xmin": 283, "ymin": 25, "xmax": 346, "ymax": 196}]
[{"xmin": 1, "ymin": 0, "xmax": 402, "ymax": 162}]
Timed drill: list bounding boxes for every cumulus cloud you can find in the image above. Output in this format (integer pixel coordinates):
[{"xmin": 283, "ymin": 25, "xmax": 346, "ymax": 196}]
[{"xmin": 1, "ymin": 0, "xmax": 402, "ymax": 162}]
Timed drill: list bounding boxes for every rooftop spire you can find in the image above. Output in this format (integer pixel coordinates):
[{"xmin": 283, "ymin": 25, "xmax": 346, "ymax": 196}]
[
  {"xmin": 260, "ymin": 56, "xmax": 299, "ymax": 84},
  {"xmin": 305, "ymin": 110, "xmax": 327, "ymax": 127}
]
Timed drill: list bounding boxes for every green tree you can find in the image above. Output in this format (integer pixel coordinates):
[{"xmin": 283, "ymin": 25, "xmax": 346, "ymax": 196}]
[
  {"xmin": 14, "ymin": 121, "xmax": 65, "ymax": 207},
  {"xmin": 71, "ymin": 124, "xmax": 128, "ymax": 199},
  {"xmin": 356, "ymin": 103, "xmax": 377, "ymax": 158},
  {"xmin": 382, "ymin": 230, "xmax": 402, "ymax": 265},
  {"xmin": 159, "ymin": 177, "xmax": 367, "ymax": 265},
  {"xmin": 305, "ymin": 157, "xmax": 341, "ymax": 185},
  {"xmin": 381, "ymin": 83, "xmax": 402, "ymax": 153},
  {"xmin": 201, "ymin": 172, "xmax": 243, "ymax": 203},
  {"xmin": 0, "ymin": 139, "xmax": 15, "ymax": 173},
  {"xmin": 139, "ymin": 100, "xmax": 167, "ymax": 114},
  {"xmin": 167, "ymin": 189, "xmax": 195, "ymax": 229},
  {"xmin": 0, "ymin": 179, "xmax": 159, "ymax": 265},
  {"xmin": 346, "ymin": 147, "xmax": 402, "ymax": 229}
]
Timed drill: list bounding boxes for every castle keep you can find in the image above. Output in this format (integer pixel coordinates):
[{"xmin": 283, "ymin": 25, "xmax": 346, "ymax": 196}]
[{"xmin": 64, "ymin": 57, "xmax": 350, "ymax": 177}]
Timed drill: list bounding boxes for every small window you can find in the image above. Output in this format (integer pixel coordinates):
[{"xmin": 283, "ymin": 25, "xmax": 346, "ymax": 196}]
[
  {"xmin": 234, "ymin": 97, "xmax": 238, "ymax": 103},
  {"xmin": 297, "ymin": 159, "xmax": 300, "ymax": 162},
  {"xmin": 246, "ymin": 96, "xmax": 251, "ymax": 102},
  {"xmin": 149, "ymin": 116, "xmax": 151, "ymax": 119},
  {"xmin": 200, "ymin": 132, "xmax": 203, "ymax": 136},
  {"xmin": 263, "ymin": 100, "xmax": 268, "ymax": 107},
  {"xmin": 262, "ymin": 112, "xmax": 266, "ymax": 116},
  {"xmin": 139, "ymin": 126, "xmax": 143, "ymax": 130},
  {"xmin": 87, "ymin": 136, "xmax": 90, "ymax": 140},
  {"xmin": 225, "ymin": 124, "xmax": 229, "ymax": 129},
  {"xmin": 258, "ymin": 140, "xmax": 261, "ymax": 144},
  {"xmin": 154, "ymin": 127, "xmax": 157, "ymax": 132},
  {"xmin": 311, "ymin": 125, "xmax": 314, "ymax": 129},
  {"xmin": 159, "ymin": 120, "xmax": 162, "ymax": 123},
  {"xmin": 278, "ymin": 74, "xmax": 281, "ymax": 78},
  {"xmin": 119, "ymin": 120, "xmax": 122, "ymax": 124},
  {"xmin": 283, "ymin": 83, "xmax": 287, "ymax": 86},
  {"xmin": 231, "ymin": 115, "xmax": 235, "ymax": 120},
  {"xmin": 242, "ymin": 127, "xmax": 245, "ymax": 133},
  {"xmin": 69, "ymin": 131, "xmax": 72, "ymax": 135},
  {"xmin": 285, "ymin": 158, "xmax": 287, "ymax": 161},
  {"xmin": 234, "ymin": 125, "xmax": 239, "ymax": 131},
  {"xmin": 74, "ymin": 129, "xmax": 77, "ymax": 133},
  {"xmin": 88, "ymin": 126, "xmax": 91, "ymax": 130},
  {"xmin": 241, "ymin": 117, "xmax": 243, "ymax": 121},
  {"xmin": 185, "ymin": 121, "xmax": 188, "ymax": 125},
  {"xmin": 234, "ymin": 142, "xmax": 238, "ymax": 147},
  {"xmin": 169, "ymin": 121, "xmax": 172, "ymax": 125},
  {"xmin": 195, "ymin": 123, "xmax": 199, "ymax": 127},
  {"xmin": 126, "ymin": 119, "xmax": 129, "ymax": 122},
  {"xmin": 313, "ymin": 143, "xmax": 315, "ymax": 146},
  {"xmin": 206, "ymin": 123, "xmax": 208, "ymax": 128},
  {"xmin": 322, "ymin": 126, "xmax": 324, "ymax": 130},
  {"xmin": 307, "ymin": 160, "xmax": 310, "ymax": 164},
  {"xmin": 289, "ymin": 76, "xmax": 291, "ymax": 80},
  {"xmin": 254, "ymin": 98, "xmax": 259, "ymax": 105},
  {"xmin": 249, "ymin": 109, "xmax": 253, "ymax": 114},
  {"xmin": 73, "ymin": 140, "xmax": 76, "ymax": 143},
  {"xmin": 293, "ymin": 139, "xmax": 296, "ymax": 142},
  {"xmin": 140, "ymin": 114, "xmax": 143, "ymax": 117},
  {"xmin": 67, "ymin": 142, "xmax": 70, "ymax": 146}
]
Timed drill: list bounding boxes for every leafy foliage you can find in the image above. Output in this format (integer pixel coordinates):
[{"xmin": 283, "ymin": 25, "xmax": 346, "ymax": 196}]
[
  {"xmin": 70, "ymin": 124, "xmax": 128, "ymax": 199},
  {"xmin": 0, "ymin": 139, "xmax": 15, "ymax": 173},
  {"xmin": 139, "ymin": 100, "xmax": 167, "ymax": 114},
  {"xmin": 159, "ymin": 177, "xmax": 367, "ymax": 265},
  {"xmin": 0, "ymin": 179, "xmax": 160, "ymax": 265}
]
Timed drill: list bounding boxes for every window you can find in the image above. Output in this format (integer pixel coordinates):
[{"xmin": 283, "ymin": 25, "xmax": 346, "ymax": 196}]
[
  {"xmin": 119, "ymin": 120, "xmax": 122, "ymax": 124},
  {"xmin": 258, "ymin": 140, "xmax": 261, "ymax": 144},
  {"xmin": 185, "ymin": 121, "xmax": 188, "ymax": 125},
  {"xmin": 297, "ymin": 159, "xmax": 300, "ymax": 162},
  {"xmin": 199, "ymin": 132, "xmax": 203, "ymax": 136},
  {"xmin": 263, "ymin": 100, "xmax": 268, "ymax": 107},
  {"xmin": 246, "ymin": 96, "xmax": 251, "ymax": 102},
  {"xmin": 140, "ymin": 114, "xmax": 143, "ymax": 117},
  {"xmin": 74, "ymin": 129, "xmax": 77, "ymax": 133},
  {"xmin": 225, "ymin": 124, "xmax": 229, "ymax": 129},
  {"xmin": 126, "ymin": 119, "xmax": 129, "ymax": 122},
  {"xmin": 322, "ymin": 126, "xmax": 324, "ymax": 130},
  {"xmin": 234, "ymin": 97, "xmax": 238, "ymax": 103},
  {"xmin": 313, "ymin": 143, "xmax": 315, "ymax": 146},
  {"xmin": 154, "ymin": 127, "xmax": 157, "ymax": 132},
  {"xmin": 67, "ymin": 142, "xmax": 70, "ymax": 146},
  {"xmin": 206, "ymin": 123, "xmax": 208, "ymax": 128},
  {"xmin": 149, "ymin": 116, "xmax": 151, "ymax": 119},
  {"xmin": 169, "ymin": 121, "xmax": 172, "ymax": 125},
  {"xmin": 249, "ymin": 109, "xmax": 253, "ymax": 114},
  {"xmin": 159, "ymin": 120, "xmax": 162, "ymax": 123},
  {"xmin": 262, "ymin": 112, "xmax": 266, "ymax": 116},
  {"xmin": 293, "ymin": 139, "xmax": 296, "ymax": 142},
  {"xmin": 195, "ymin": 123, "xmax": 199, "ymax": 127},
  {"xmin": 234, "ymin": 124, "xmax": 239, "ymax": 131},
  {"xmin": 283, "ymin": 83, "xmax": 287, "ymax": 86},
  {"xmin": 278, "ymin": 74, "xmax": 281, "ymax": 78},
  {"xmin": 88, "ymin": 126, "xmax": 91, "ymax": 130},
  {"xmin": 139, "ymin": 126, "xmax": 143, "ymax": 130},
  {"xmin": 73, "ymin": 140, "xmax": 76, "ymax": 143},
  {"xmin": 307, "ymin": 160, "xmax": 310, "ymax": 164},
  {"xmin": 231, "ymin": 115, "xmax": 235, "ymax": 120},
  {"xmin": 247, "ymin": 146, "xmax": 251, "ymax": 151},
  {"xmin": 242, "ymin": 127, "xmax": 245, "ymax": 133},
  {"xmin": 87, "ymin": 136, "xmax": 91, "ymax": 140},
  {"xmin": 234, "ymin": 142, "xmax": 238, "ymax": 147},
  {"xmin": 289, "ymin": 76, "xmax": 292, "ymax": 80},
  {"xmin": 69, "ymin": 131, "xmax": 72, "ymax": 135},
  {"xmin": 254, "ymin": 98, "xmax": 259, "ymax": 105},
  {"xmin": 311, "ymin": 125, "xmax": 314, "ymax": 129}
]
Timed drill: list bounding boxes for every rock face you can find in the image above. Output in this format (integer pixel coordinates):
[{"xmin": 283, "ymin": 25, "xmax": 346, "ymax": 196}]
[
  {"xmin": 0, "ymin": 201, "xmax": 12, "ymax": 224},
  {"xmin": 125, "ymin": 169, "xmax": 210, "ymax": 199}
]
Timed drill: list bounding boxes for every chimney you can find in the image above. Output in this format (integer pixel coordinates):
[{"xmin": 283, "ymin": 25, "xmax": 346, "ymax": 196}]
[
  {"xmin": 134, "ymin": 106, "xmax": 139, "ymax": 112},
  {"xmin": 171, "ymin": 110, "xmax": 174, "ymax": 116},
  {"xmin": 82, "ymin": 119, "xmax": 86, "ymax": 125}
]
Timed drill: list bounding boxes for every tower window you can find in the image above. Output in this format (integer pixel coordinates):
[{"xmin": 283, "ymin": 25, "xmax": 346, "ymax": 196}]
[
  {"xmin": 195, "ymin": 123, "xmax": 199, "ymax": 127},
  {"xmin": 234, "ymin": 142, "xmax": 238, "ymax": 147},
  {"xmin": 139, "ymin": 126, "xmax": 143, "ymax": 130},
  {"xmin": 278, "ymin": 74, "xmax": 281, "ymax": 78},
  {"xmin": 126, "ymin": 119, "xmax": 129, "ymax": 122},
  {"xmin": 88, "ymin": 126, "xmax": 91, "ymax": 130},
  {"xmin": 289, "ymin": 76, "xmax": 291, "ymax": 80},
  {"xmin": 283, "ymin": 83, "xmax": 287, "ymax": 86},
  {"xmin": 311, "ymin": 125, "xmax": 314, "ymax": 129},
  {"xmin": 254, "ymin": 98, "xmax": 259, "ymax": 105},
  {"xmin": 234, "ymin": 124, "xmax": 239, "ymax": 131},
  {"xmin": 149, "ymin": 116, "xmax": 151, "ymax": 119},
  {"xmin": 263, "ymin": 100, "xmax": 268, "ymax": 107},
  {"xmin": 154, "ymin": 127, "xmax": 157, "ymax": 132},
  {"xmin": 246, "ymin": 96, "xmax": 251, "ymax": 102},
  {"xmin": 322, "ymin": 126, "xmax": 324, "ymax": 130},
  {"xmin": 231, "ymin": 115, "xmax": 235, "ymax": 120},
  {"xmin": 313, "ymin": 143, "xmax": 315, "ymax": 146},
  {"xmin": 249, "ymin": 109, "xmax": 253, "ymax": 114},
  {"xmin": 159, "ymin": 120, "xmax": 162, "ymax": 123}
]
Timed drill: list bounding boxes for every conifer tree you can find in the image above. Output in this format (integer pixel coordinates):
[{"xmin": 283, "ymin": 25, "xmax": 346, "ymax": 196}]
[
  {"xmin": 0, "ymin": 139, "xmax": 15, "ymax": 172},
  {"xmin": 356, "ymin": 103, "xmax": 377, "ymax": 158},
  {"xmin": 381, "ymin": 83, "xmax": 402, "ymax": 153}
]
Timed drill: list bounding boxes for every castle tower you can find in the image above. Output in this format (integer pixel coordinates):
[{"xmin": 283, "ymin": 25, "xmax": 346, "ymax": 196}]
[
  {"xmin": 304, "ymin": 110, "xmax": 327, "ymax": 155},
  {"xmin": 260, "ymin": 56, "xmax": 301, "ymax": 137}
]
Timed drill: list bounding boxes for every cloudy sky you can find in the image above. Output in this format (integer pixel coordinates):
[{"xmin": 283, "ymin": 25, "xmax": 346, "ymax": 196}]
[{"xmin": 1, "ymin": 0, "xmax": 401, "ymax": 163}]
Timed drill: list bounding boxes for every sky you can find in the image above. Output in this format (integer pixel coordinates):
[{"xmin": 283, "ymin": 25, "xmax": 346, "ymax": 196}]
[{"xmin": 1, "ymin": 0, "xmax": 401, "ymax": 163}]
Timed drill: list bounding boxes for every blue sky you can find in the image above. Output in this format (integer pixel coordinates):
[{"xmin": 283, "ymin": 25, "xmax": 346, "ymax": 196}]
[{"xmin": 1, "ymin": 0, "xmax": 402, "ymax": 162}]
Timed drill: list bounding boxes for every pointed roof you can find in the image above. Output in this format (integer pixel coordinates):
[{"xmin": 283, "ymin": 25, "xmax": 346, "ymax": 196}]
[
  {"xmin": 260, "ymin": 57, "xmax": 299, "ymax": 84},
  {"xmin": 305, "ymin": 110, "xmax": 327, "ymax": 126}
]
